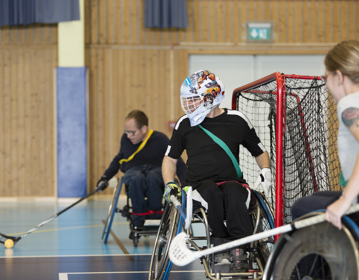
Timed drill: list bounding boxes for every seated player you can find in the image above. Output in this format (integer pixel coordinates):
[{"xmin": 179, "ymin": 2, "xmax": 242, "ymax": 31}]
[
  {"xmin": 162, "ymin": 70, "xmax": 272, "ymax": 275},
  {"xmin": 291, "ymin": 40, "xmax": 359, "ymax": 227},
  {"xmin": 96, "ymin": 110, "xmax": 186, "ymax": 237}
]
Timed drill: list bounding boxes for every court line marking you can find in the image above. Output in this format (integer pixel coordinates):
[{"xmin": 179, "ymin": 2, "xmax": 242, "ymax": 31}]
[
  {"xmin": 0, "ymin": 253, "xmax": 152, "ymax": 259},
  {"xmin": 59, "ymin": 270, "xmax": 205, "ymax": 280},
  {"xmin": 7, "ymin": 222, "xmax": 128, "ymax": 236},
  {"xmin": 102, "ymin": 220, "xmax": 133, "ymax": 261}
]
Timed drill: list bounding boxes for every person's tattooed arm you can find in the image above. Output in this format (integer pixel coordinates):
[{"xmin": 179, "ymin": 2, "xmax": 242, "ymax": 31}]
[
  {"xmin": 342, "ymin": 107, "xmax": 359, "ymax": 129},
  {"xmin": 342, "ymin": 107, "xmax": 359, "ymax": 143}
]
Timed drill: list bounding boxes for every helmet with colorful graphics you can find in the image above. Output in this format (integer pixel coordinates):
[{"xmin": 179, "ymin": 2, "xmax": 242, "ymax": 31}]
[{"xmin": 180, "ymin": 70, "xmax": 225, "ymax": 126}]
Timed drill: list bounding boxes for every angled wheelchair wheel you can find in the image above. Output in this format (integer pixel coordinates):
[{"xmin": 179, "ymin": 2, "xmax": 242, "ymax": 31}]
[
  {"xmin": 264, "ymin": 213, "xmax": 359, "ymax": 280},
  {"xmin": 148, "ymin": 202, "xmax": 181, "ymax": 280},
  {"xmin": 102, "ymin": 178, "xmax": 123, "ymax": 243},
  {"xmin": 250, "ymin": 191, "xmax": 275, "ymax": 269}
]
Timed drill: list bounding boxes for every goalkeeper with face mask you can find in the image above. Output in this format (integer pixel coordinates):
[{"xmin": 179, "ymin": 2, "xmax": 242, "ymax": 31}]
[{"xmin": 162, "ymin": 70, "xmax": 272, "ymax": 275}]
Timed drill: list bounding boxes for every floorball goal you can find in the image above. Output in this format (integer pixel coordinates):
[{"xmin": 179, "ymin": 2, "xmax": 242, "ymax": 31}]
[{"xmin": 232, "ymin": 72, "xmax": 340, "ymax": 228}]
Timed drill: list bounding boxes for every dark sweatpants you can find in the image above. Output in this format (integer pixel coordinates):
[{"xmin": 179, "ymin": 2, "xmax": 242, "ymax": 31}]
[
  {"xmin": 193, "ymin": 180, "xmax": 254, "ymax": 240},
  {"xmin": 291, "ymin": 191, "xmax": 359, "ymax": 224},
  {"xmin": 291, "ymin": 191, "xmax": 342, "ymax": 220}
]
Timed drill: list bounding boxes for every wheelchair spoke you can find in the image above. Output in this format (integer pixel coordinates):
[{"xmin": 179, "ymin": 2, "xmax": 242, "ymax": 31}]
[{"xmin": 308, "ymin": 254, "xmax": 319, "ymax": 276}]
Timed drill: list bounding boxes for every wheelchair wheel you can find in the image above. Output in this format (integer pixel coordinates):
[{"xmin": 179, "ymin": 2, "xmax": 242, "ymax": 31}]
[
  {"xmin": 102, "ymin": 178, "xmax": 122, "ymax": 243},
  {"xmin": 264, "ymin": 214, "xmax": 359, "ymax": 280},
  {"xmin": 250, "ymin": 191, "xmax": 275, "ymax": 267},
  {"xmin": 148, "ymin": 202, "xmax": 181, "ymax": 280}
]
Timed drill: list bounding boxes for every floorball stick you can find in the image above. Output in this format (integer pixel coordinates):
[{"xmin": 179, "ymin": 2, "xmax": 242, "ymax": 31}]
[
  {"xmin": 170, "ymin": 191, "xmax": 193, "ymax": 230},
  {"xmin": 169, "ymin": 203, "xmax": 359, "ymax": 266},
  {"xmin": 0, "ymin": 189, "xmax": 100, "ymax": 248},
  {"xmin": 170, "ymin": 195, "xmax": 187, "ymax": 220}
]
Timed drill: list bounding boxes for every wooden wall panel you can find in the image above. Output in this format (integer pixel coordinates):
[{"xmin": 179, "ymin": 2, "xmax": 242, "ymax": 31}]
[
  {"xmin": 2, "ymin": 49, "xmax": 11, "ymax": 196},
  {"xmin": 332, "ymin": 1, "xmax": 341, "ymax": 43},
  {"xmin": 0, "ymin": 46, "xmax": 57, "ymax": 197},
  {"xmin": 0, "ymin": 24, "xmax": 58, "ymax": 202},
  {"xmin": 0, "ymin": 21, "xmax": 57, "ymax": 198},
  {"xmin": 1, "ymin": 24, "xmax": 57, "ymax": 46},
  {"xmin": 0, "ymin": 50, "xmax": 3, "ymax": 196},
  {"xmin": 348, "ymin": 1, "xmax": 356, "ymax": 40},
  {"xmin": 85, "ymin": 0, "xmax": 358, "ymax": 47},
  {"xmin": 328, "ymin": 95, "xmax": 340, "ymax": 191},
  {"xmin": 24, "ymin": 50, "xmax": 33, "ymax": 197}
]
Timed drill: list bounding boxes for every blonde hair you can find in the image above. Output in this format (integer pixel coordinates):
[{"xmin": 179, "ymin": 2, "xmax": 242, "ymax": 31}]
[{"xmin": 324, "ymin": 40, "xmax": 359, "ymax": 84}]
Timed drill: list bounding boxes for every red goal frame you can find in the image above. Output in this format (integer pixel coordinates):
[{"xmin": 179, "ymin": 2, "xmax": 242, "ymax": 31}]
[{"xmin": 232, "ymin": 72, "xmax": 324, "ymax": 229}]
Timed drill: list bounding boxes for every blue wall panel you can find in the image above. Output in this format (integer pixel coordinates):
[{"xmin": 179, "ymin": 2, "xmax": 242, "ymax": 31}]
[{"xmin": 57, "ymin": 67, "xmax": 87, "ymax": 197}]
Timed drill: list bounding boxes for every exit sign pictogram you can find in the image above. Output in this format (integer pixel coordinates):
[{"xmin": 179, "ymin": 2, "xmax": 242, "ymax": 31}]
[{"xmin": 247, "ymin": 22, "xmax": 273, "ymax": 42}]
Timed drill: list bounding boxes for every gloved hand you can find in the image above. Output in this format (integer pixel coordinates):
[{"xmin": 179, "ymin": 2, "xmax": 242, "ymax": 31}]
[
  {"xmin": 253, "ymin": 168, "xmax": 272, "ymax": 198},
  {"xmin": 96, "ymin": 175, "xmax": 109, "ymax": 192},
  {"xmin": 163, "ymin": 181, "xmax": 181, "ymax": 203}
]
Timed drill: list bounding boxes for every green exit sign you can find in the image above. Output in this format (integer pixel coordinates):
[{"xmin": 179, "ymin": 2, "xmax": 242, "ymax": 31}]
[{"xmin": 247, "ymin": 22, "xmax": 273, "ymax": 42}]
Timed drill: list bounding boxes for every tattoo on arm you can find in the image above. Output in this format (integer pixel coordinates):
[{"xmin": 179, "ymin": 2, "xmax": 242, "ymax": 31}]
[{"xmin": 342, "ymin": 108, "xmax": 359, "ymax": 128}]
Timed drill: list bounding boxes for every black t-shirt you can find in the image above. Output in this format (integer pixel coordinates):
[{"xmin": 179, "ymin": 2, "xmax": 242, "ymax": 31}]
[{"xmin": 166, "ymin": 108, "xmax": 266, "ymax": 187}]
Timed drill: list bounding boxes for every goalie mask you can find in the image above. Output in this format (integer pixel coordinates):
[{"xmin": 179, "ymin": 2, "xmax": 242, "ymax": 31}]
[{"xmin": 180, "ymin": 70, "xmax": 225, "ymax": 126}]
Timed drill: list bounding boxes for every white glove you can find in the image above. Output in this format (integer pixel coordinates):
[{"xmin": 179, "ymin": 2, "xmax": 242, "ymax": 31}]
[{"xmin": 253, "ymin": 168, "xmax": 272, "ymax": 198}]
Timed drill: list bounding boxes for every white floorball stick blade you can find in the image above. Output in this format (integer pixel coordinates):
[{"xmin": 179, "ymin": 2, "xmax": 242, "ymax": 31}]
[{"xmin": 169, "ymin": 225, "xmax": 291, "ymax": 266}]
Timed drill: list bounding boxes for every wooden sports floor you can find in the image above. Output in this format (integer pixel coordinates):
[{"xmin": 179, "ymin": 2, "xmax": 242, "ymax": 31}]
[{"xmin": 0, "ymin": 196, "xmax": 204, "ymax": 280}]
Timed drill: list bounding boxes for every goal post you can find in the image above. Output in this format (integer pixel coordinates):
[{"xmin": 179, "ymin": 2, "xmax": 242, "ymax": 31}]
[{"xmin": 232, "ymin": 72, "xmax": 340, "ymax": 228}]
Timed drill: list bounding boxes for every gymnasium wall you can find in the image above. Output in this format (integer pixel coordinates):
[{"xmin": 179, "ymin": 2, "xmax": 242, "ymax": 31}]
[
  {"xmin": 1, "ymin": 0, "xmax": 356, "ymax": 197},
  {"xmin": 0, "ymin": 24, "xmax": 57, "ymax": 197}
]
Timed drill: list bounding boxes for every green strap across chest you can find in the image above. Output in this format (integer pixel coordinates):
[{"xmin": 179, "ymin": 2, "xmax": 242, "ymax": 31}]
[{"xmin": 198, "ymin": 125, "xmax": 242, "ymax": 178}]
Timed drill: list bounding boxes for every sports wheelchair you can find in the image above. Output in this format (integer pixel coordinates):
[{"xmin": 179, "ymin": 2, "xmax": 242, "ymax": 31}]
[
  {"xmin": 102, "ymin": 177, "xmax": 163, "ymax": 247},
  {"xmin": 263, "ymin": 208, "xmax": 359, "ymax": 280},
  {"xmin": 148, "ymin": 188, "xmax": 275, "ymax": 280}
]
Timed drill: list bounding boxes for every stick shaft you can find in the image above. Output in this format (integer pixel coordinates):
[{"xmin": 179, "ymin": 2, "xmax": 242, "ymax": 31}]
[
  {"xmin": 19, "ymin": 190, "xmax": 98, "ymax": 239},
  {"xmin": 191, "ymin": 225, "xmax": 292, "ymax": 259},
  {"xmin": 170, "ymin": 195, "xmax": 187, "ymax": 220},
  {"xmin": 184, "ymin": 203, "xmax": 359, "ymax": 261},
  {"xmin": 294, "ymin": 203, "xmax": 359, "ymax": 230}
]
